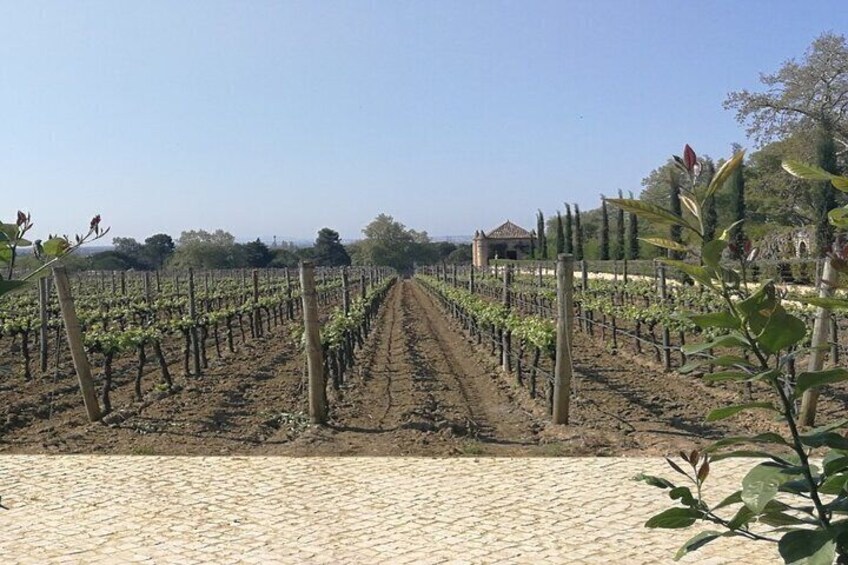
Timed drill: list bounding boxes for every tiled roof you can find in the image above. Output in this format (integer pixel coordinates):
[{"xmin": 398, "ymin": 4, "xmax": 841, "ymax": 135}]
[{"xmin": 486, "ymin": 221, "xmax": 532, "ymax": 240}]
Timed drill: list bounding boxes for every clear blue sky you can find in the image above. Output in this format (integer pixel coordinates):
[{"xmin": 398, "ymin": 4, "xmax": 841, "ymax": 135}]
[{"xmin": 2, "ymin": 1, "xmax": 846, "ymax": 243}]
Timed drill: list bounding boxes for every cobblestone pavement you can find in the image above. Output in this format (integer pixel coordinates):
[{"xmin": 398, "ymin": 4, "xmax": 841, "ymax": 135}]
[{"xmin": 0, "ymin": 456, "xmax": 779, "ymax": 564}]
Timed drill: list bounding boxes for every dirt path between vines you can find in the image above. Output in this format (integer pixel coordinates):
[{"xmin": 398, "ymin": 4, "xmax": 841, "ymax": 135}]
[{"xmin": 285, "ymin": 279, "xmax": 553, "ymax": 455}]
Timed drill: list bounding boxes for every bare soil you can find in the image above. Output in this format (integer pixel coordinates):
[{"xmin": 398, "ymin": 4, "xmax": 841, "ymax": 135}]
[{"xmin": 1, "ymin": 279, "xmax": 845, "ymax": 456}]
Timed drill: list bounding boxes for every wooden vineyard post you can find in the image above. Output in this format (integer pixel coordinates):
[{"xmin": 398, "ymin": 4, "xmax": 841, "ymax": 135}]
[
  {"xmin": 502, "ymin": 264, "xmax": 512, "ymax": 373},
  {"xmin": 469, "ymin": 266, "xmax": 475, "ymax": 294},
  {"xmin": 657, "ymin": 263, "xmax": 671, "ymax": 371},
  {"xmin": 143, "ymin": 271, "xmax": 152, "ymax": 303},
  {"xmin": 553, "ymin": 254, "xmax": 574, "ymax": 425},
  {"xmin": 188, "ymin": 268, "xmax": 202, "ymax": 376},
  {"xmin": 799, "ymin": 258, "xmax": 838, "ymax": 426},
  {"xmin": 52, "ymin": 267, "xmax": 101, "ymax": 422},
  {"xmin": 342, "ymin": 267, "xmax": 350, "ymax": 315},
  {"xmin": 285, "ymin": 269, "xmax": 294, "ymax": 320},
  {"xmin": 360, "ymin": 269, "xmax": 367, "ymax": 300},
  {"xmin": 581, "ymin": 259, "xmax": 588, "ymax": 291},
  {"xmin": 452, "ymin": 264, "xmax": 458, "ymax": 288},
  {"xmin": 38, "ymin": 277, "xmax": 50, "ymax": 373},
  {"xmin": 300, "ymin": 261, "xmax": 327, "ymax": 424}
]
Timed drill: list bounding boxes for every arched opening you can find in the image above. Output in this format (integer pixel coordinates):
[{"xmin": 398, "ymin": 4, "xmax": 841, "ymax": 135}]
[{"xmin": 798, "ymin": 240, "xmax": 808, "ymax": 258}]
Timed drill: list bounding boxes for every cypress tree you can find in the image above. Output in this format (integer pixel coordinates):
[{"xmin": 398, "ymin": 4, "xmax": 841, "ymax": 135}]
[
  {"xmin": 627, "ymin": 190, "xmax": 639, "ymax": 259},
  {"xmin": 669, "ymin": 170, "xmax": 683, "ymax": 259},
  {"xmin": 729, "ymin": 153, "xmax": 747, "ymax": 259},
  {"xmin": 815, "ymin": 123, "xmax": 838, "ymax": 256},
  {"xmin": 574, "ymin": 204, "xmax": 584, "ymax": 261},
  {"xmin": 600, "ymin": 197, "xmax": 610, "ymax": 260},
  {"xmin": 536, "ymin": 210, "xmax": 547, "ymax": 259},
  {"xmin": 614, "ymin": 189, "xmax": 625, "ymax": 260},
  {"xmin": 555, "ymin": 212, "xmax": 565, "ymax": 254},
  {"xmin": 564, "ymin": 203, "xmax": 573, "ymax": 254},
  {"xmin": 701, "ymin": 160, "xmax": 718, "ymax": 243}
]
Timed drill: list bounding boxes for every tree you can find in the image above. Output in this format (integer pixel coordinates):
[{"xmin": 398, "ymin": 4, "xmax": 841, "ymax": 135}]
[
  {"xmin": 555, "ymin": 212, "xmax": 565, "ymax": 255},
  {"xmin": 564, "ymin": 203, "xmax": 574, "ymax": 254},
  {"xmin": 169, "ymin": 229, "xmax": 242, "ymax": 269},
  {"xmin": 358, "ymin": 214, "xmax": 422, "ymax": 272},
  {"xmin": 701, "ymin": 161, "xmax": 718, "ymax": 242},
  {"xmin": 445, "ymin": 244, "xmax": 472, "ymax": 264},
  {"xmin": 614, "ymin": 190, "xmax": 625, "ymax": 260},
  {"xmin": 724, "ymin": 32, "xmax": 848, "ymax": 148},
  {"xmin": 627, "ymin": 191, "xmax": 639, "ymax": 259},
  {"xmin": 113, "ymin": 237, "xmax": 143, "ymax": 257},
  {"xmin": 143, "ymin": 233, "xmax": 175, "ymax": 268},
  {"xmin": 574, "ymin": 204, "xmax": 584, "ymax": 261},
  {"xmin": 239, "ymin": 238, "xmax": 273, "ymax": 268},
  {"xmin": 313, "ymin": 228, "xmax": 351, "ymax": 267},
  {"xmin": 536, "ymin": 210, "xmax": 547, "ymax": 259},
  {"xmin": 815, "ymin": 124, "xmax": 839, "ymax": 255},
  {"xmin": 729, "ymin": 150, "xmax": 747, "ymax": 259},
  {"xmin": 599, "ymin": 197, "xmax": 610, "ymax": 260},
  {"xmin": 668, "ymin": 170, "xmax": 683, "ymax": 259}
]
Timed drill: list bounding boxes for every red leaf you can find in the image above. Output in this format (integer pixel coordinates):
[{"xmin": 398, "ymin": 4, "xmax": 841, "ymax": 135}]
[{"xmin": 683, "ymin": 145, "xmax": 697, "ymax": 173}]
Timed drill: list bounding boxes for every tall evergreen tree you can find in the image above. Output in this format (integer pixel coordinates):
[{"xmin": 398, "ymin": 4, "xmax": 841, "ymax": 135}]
[
  {"xmin": 701, "ymin": 160, "xmax": 718, "ymax": 242},
  {"xmin": 574, "ymin": 204, "xmax": 584, "ymax": 261},
  {"xmin": 599, "ymin": 197, "xmax": 610, "ymax": 260},
  {"xmin": 729, "ymin": 148, "xmax": 747, "ymax": 259},
  {"xmin": 614, "ymin": 189, "xmax": 625, "ymax": 260},
  {"xmin": 555, "ymin": 212, "xmax": 565, "ymax": 254},
  {"xmin": 627, "ymin": 191, "xmax": 639, "ymax": 259},
  {"xmin": 668, "ymin": 170, "xmax": 683, "ymax": 259},
  {"xmin": 564, "ymin": 203, "xmax": 573, "ymax": 254},
  {"xmin": 536, "ymin": 210, "xmax": 547, "ymax": 259},
  {"xmin": 814, "ymin": 123, "xmax": 838, "ymax": 256}
]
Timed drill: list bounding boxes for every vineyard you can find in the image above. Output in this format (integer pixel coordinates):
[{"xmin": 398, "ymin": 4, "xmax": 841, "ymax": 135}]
[{"xmin": 3, "ymin": 258, "xmax": 847, "ymax": 456}]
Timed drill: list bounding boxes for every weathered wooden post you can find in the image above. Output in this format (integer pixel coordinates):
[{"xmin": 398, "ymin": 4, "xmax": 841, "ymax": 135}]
[
  {"xmin": 188, "ymin": 268, "xmax": 202, "ymax": 376},
  {"xmin": 252, "ymin": 269, "xmax": 261, "ymax": 337},
  {"xmin": 300, "ymin": 261, "xmax": 327, "ymax": 424},
  {"xmin": 581, "ymin": 259, "xmax": 588, "ymax": 291},
  {"xmin": 657, "ymin": 263, "xmax": 671, "ymax": 371},
  {"xmin": 553, "ymin": 254, "xmax": 574, "ymax": 425},
  {"xmin": 502, "ymin": 264, "xmax": 512, "ymax": 373},
  {"xmin": 38, "ymin": 277, "xmax": 49, "ymax": 373},
  {"xmin": 53, "ymin": 267, "xmax": 101, "ymax": 422},
  {"xmin": 285, "ymin": 268, "xmax": 294, "ymax": 319},
  {"xmin": 452, "ymin": 264, "xmax": 458, "ymax": 288},
  {"xmin": 800, "ymin": 258, "xmax": 838, "ymax": 426},
  {"xmin": 469, "ymin": 266, "xmax": 475, "ymax": 294},
  {"xmin": 143, "ymin": 271, "xmax": 152, "ymax": 303},
  {"xmin": 342, "ymin": 267, "xmax": 351, "ymax": 315}
]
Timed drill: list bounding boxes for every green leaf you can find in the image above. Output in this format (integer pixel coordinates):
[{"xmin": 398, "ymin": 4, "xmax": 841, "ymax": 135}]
[
  {"xmin": 757, "ymin": 310, "xmax": 807, "ymax": 354},
  {"xmin": 633, "ymin": 473, "xmax": 675, "ymax": 489},
  {"xmin": 760, "ymin": 510, "xmax": 809, "ymax": 527},
  {"xmin": 718, "ymin": 219, "xmax": 745, "ymax": 242},
  {"xmin": 829, "ymin": 207, "xmax": 848, "ymax": 229},
  {"xmin": 708, "ymin": 150, "xmax": 746, "ymax": 201},
  {"xmin": 832, "ymin": 176, "xmax": 848, "ymax": 192},
  {"xmin": 796, "ymin": 296, "xmax": 848, "ymax": 310},
  {"xmin": 658, "ymin": 259, "xmax": 714, "ymax": 287},
  {"xmin": 673, "ymin": 530, "xmax": 722, "ymax": 561},
  {"xmin": 638, "ymin": 237, "xmax": 689, "ymax": 253},
  {"xmin": 702, "ymin": 239, "xmax": 727, "ymax": 268},
  {"xmin": 819, "ymin": 474, "xmax": 848, "ymax": 495},
  {"xmin": 778, "ymin": 528, "xmax": 836, "ymax": 565},
  {"xmin": 0, "ymin": 280, "xmax": 28, "ymax": 297},
  {"xmin": 713, "ymin": 490, "xmax": 743, "ymax": 510},
  {"xmin": 742, "ymin": 463, "xmax": 803, "ymax": 514},
  {"xmin": 605, "ymin": 199, "xmax": 699, "ymax": 235},
  {"xmin": 796, "ymin": 368, "xmax": 848, "ymax": 396},
  {"xmin": 782, "ymin": 160, "xmax": 838, "ymax": 182},
  {"xmin": 669, "ymin": 486, "xmax": 698, "ymax": 508},
  {"xmin": 727, "ymin": 504, "xmax": 755, "ymax": 530},
  {"xmin": 644, "ymin": 507, "xmax": 703, "ymax": 529},
  {"xmin": 41, "ymin": 237, "xmax": 70, "ymax": 257},
  {"xmin": 824, "ymin": 455, "xmax": 848, "ymax": 476},
  {"xmin": 706, "ymin": 432, "xmax": 789, "ymax": 452},
  {"xmin": 682, "ymin": 334, "xmax": 748, "ymax": 355},
  {"xmin": 800, "ymin": 432, "xmax": 848, "ymax": 450},
  {"xmin": 711, "ymin": 450, "xmax": 792, "ymax": 466},
  {"xmin": 706, "ymin": 402, "xmax": 776, "ymax": 422},
  {"xmin": 689, "ymin": 311, "xmax": 740, "ymax": 330}
]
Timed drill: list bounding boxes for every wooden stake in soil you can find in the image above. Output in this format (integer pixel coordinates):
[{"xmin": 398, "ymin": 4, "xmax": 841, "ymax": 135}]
[
  {"xmin": 799, "ymin": 257, "xmax": 838, "ymax": 426},
  {"xmin": 38, "ymin": 277, "xmax": 49, "ymax": 373},
  {"xmin": 188, "ymin": 268, "xmax": 202, "ymax": 376},
  {"xmin": 552, "ymin": 254, "xmax": 574, "ymax": 425},
  {"xmin": 52, "ymin": 267, "xmax": 101, "ymax": 422},
  {"xmin": 502, "ymin": 264, "xmax": 512, "ymax": 373},
  {"xmin": 342, "ymin": 267, "xmax": 350, "ymax": 315},
  {"xmin": 657, "ymin": 263, "xmax": 671, "ymax": 371},
  {"xmin": 300, "ymin": 261, "xmax": 327, "ymax": 424}
]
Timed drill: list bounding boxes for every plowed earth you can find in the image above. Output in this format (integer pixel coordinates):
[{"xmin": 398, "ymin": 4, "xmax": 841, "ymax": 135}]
[{"xmin": 1, "ymin": 280, "xmax": 845, "ymax": 456}]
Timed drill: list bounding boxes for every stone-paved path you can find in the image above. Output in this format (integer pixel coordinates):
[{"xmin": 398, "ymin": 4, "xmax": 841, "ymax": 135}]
[{"xmin": 0, "ymin": 456, "xmax": 779, "ymax": 564}]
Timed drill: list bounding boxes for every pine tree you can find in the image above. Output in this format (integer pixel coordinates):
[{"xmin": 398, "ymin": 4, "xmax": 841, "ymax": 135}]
[
  {"xmin": 815, "ymin": 123, "xmax": 838, "ymax": 256},
  {"xmin": 555, "ymin": 212, "xmax": 565, "ymax": 254},
  {"xmin": 564, "ymin": 203, "xmax": 573, "ymax": 254},
  {"xmin": 614, "ymin": 189, "xmax": 625, "ymax": 260},
  {"xmin": 627, "ymin": 190, "xmax": 639, "ymax": 259},
  {"xmin": 536, "ymin": 210, "xmax": 547, "ymax": 259},
  {"xmin": 574, "ymin": 204, "xmax": 584, "ymax": 261},
  {"xmin": 600, "ymin": 197, "xmax": 610, "ymax": 260}
]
